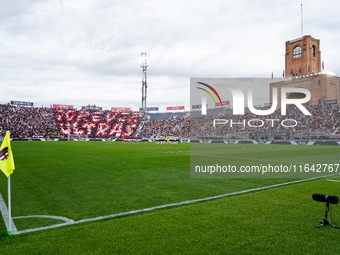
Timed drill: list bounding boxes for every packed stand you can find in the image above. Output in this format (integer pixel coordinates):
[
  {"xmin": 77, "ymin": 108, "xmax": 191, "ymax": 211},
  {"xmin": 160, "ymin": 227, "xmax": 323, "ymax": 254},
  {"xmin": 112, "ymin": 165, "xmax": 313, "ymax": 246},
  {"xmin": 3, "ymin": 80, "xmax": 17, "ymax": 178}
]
[
  {"xmin": 140, "ymin": 114, "xmax": 190, "ymax": 139},
  {"xmin": 0, "ymin": 104, "xmax": 59, "ymax": 138},
  {"xmin": 1, "ymin": 103, "xmax": 339, "ymax": 139},
  {"xmin": 140, "ymin": 104, "xmax": 340, "ymax": 138},
  {"xmin": 189, "ymin": 104, "xmax": 340, "ymax": 138}
]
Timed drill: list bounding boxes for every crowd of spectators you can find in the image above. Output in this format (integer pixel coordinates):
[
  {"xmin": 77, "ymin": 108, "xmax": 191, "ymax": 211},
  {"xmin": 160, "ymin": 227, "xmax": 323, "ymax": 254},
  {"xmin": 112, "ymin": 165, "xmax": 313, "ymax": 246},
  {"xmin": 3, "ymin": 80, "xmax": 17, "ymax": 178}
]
[
  {"xmin": 189, "ymin": 104, "xmax": 339, "ymax": 137},
  {"xmin": 140, "ymin": 104, "xmax": 340, "ymax": 138},
  {"xmin": 0, "ymin": 104, "xmax": 59, "ymax": 138},
  {"xmin": 140, "ymin": 115, "xmax": 190, "ymax": 138},
  {"xmin": 0, "ymin": 103, "xmax": 339, "ymax": 139}
]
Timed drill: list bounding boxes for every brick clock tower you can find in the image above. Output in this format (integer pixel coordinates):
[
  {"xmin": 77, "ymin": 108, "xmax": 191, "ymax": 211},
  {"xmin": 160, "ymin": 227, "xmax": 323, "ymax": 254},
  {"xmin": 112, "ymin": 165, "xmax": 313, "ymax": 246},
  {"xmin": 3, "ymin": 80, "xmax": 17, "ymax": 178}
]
[
  {"xmin": 285, "ymin": 35, "xmax": 321, "ymax": 77},
  {"xmin": 270, "ymin": 35, "xmax": 340, "ymax": 107}
]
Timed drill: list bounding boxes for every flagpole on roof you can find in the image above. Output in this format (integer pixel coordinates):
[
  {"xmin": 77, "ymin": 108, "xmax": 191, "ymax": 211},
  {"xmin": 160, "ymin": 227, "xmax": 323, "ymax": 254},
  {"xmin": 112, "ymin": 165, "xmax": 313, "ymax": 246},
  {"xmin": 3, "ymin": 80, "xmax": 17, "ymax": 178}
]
[{"xmin": 301, "ymin": 4, "xmax": 303, "ymax": 36}]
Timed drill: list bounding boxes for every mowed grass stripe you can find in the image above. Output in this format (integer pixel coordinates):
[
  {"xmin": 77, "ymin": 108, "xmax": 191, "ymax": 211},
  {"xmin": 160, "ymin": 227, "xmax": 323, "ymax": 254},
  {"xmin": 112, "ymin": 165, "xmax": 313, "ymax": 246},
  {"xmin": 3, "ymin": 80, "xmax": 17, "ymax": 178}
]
[
  {"xmin": 0, "ymin": 142, "xmax": 339, "ymax": 233},
  {"xmin": 191, "ymin": 143, "xmax": 340, "ymax": 163},
  {"xmin": 1, "ymin": 177, "xmax": 339, "ymax": 254},
  {"xmin": 11, "ymin": 172, "xmax": 339, "ymax": 235}
]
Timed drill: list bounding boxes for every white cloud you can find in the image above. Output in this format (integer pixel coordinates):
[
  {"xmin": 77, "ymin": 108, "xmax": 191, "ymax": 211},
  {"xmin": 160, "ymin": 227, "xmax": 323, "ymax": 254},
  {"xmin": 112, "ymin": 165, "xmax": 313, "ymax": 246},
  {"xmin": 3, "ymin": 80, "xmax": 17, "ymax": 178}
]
[{"xmin": 0, "ymin": 0, "xmax": 339, "ymax": 110}]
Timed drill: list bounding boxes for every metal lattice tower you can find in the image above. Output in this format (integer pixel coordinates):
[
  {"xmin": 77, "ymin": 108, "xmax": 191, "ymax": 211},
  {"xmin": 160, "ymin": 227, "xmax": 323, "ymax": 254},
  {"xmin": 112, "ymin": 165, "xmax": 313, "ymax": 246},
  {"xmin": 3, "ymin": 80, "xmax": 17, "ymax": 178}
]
[{"xmin": 140, "ymin": 53, "xmax": 148, "ymax": 110}]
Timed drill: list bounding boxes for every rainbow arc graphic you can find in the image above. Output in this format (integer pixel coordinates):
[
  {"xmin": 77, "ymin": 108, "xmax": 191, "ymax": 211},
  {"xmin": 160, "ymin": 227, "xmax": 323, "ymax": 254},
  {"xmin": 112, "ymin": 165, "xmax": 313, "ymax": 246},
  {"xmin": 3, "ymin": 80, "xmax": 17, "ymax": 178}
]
[{"xmin": 196, "ymin": 82, "xmax": 223, "ymax": 107}]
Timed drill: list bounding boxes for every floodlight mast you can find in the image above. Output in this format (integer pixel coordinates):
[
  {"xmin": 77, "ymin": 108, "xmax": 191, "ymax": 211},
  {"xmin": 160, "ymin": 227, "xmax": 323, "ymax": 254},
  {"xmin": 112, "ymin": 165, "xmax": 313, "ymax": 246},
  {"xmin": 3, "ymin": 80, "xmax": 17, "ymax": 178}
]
[{"xmin": 140, "ymin": 53, "xmax": 148, "ymax": 111}]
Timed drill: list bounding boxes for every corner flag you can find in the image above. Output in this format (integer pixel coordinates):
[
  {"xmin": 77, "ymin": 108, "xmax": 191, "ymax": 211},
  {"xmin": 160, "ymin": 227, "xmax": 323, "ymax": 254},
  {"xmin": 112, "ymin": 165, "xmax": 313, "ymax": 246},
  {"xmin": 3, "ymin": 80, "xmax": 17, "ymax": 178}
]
[{"xmin": 0, "ymin": 131, "xmax": 15, "ymax": 177}]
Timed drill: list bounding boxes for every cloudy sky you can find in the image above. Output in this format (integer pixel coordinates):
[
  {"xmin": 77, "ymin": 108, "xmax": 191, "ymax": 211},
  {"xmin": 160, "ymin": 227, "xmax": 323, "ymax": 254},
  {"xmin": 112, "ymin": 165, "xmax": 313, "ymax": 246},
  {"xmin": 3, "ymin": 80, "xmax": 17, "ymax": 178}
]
[{"xmin": 1, "ymin": 0, "xmax": 339, "ymax": 111}]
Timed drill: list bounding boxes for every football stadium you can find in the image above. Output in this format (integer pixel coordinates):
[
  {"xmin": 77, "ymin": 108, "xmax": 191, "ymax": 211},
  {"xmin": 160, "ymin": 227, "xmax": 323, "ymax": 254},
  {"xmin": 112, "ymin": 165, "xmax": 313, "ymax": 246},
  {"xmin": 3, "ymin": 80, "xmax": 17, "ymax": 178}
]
[
  {"xmin": 0, "ymin": 87, "xmax": 340, "ymax": 254},
  {"xmin": 1, "ymin": 2, "xmax": 340, "ymax": 255}
]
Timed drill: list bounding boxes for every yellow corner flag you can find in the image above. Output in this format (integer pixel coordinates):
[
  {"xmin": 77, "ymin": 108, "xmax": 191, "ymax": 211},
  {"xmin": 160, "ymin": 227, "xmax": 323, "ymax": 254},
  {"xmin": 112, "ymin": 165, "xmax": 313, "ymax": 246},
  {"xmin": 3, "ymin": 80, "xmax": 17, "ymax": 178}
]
[{"xmin": 0, "ymin": 131, "xmax": 15, "ymax": 177}]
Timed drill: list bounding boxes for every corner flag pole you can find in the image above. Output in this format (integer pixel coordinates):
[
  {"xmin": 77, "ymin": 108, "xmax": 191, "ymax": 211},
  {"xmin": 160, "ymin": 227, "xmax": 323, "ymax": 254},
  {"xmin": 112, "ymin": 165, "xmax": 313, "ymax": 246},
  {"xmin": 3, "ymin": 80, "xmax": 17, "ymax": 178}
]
[
  {"xmin": 0, "ymin": 131, "xmax": 15, "ymax": 236},
  {"xmin": 8, "ymin": 175, "xmax": 11, "ymax": 236}
]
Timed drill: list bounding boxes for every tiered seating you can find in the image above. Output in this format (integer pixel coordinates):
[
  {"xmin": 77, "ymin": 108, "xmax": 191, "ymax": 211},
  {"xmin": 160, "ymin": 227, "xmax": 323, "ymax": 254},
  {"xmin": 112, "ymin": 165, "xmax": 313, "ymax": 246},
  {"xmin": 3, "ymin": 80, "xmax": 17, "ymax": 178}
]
[{"xmin": 0, "ymin": 104, "xmax": 58, "ymax": 138}]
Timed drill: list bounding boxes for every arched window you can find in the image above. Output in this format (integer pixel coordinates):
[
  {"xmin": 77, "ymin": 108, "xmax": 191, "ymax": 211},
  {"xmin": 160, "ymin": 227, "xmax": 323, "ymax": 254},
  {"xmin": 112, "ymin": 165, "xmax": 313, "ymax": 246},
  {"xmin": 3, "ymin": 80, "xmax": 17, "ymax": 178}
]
[
  {"xmin": 293, "ymin": 46, "xmax": 302, "ymax": 58},
  {"xmin": 312, "ymin": 45, "xmax": 316, "ymax": 57}
]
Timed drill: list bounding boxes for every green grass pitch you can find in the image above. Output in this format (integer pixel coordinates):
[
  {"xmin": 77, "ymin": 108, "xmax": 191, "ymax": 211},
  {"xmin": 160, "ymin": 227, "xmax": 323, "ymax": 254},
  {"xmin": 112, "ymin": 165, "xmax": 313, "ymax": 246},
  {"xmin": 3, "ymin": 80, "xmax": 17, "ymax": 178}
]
[{"xmin": 0, "ymin": 141, "xmax": 339, "ymax": 254}]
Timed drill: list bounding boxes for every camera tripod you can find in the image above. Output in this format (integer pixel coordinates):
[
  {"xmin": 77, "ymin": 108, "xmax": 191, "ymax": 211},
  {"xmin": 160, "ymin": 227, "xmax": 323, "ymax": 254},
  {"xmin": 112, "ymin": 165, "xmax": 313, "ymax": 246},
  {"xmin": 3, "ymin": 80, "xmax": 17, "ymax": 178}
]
[{"xmin": 316, "ymin": 202, "xmax": 340, "ymax": 229}]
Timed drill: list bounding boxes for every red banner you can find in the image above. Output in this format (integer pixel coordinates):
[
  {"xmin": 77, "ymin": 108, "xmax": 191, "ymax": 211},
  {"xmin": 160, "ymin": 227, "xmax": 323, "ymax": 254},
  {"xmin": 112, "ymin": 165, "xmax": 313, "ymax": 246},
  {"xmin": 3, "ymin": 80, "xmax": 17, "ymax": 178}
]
[
  {"xmin": 111, "ymin": 107, "xmax": 131, "ymax": 112},
  {"xmin": 215, "ymin": 101, "xmax": 230, "ymax": 107},
  {"xmin": 53, "ymin": 104, "xmax": 74, "ymax": 109},
  {"xmin": 166, "ymin": 106, "xmax": 185, "ymax": 111},
  {"xmin": 54, "ymin": 109, "xmax": 144, "ymax": 138}
]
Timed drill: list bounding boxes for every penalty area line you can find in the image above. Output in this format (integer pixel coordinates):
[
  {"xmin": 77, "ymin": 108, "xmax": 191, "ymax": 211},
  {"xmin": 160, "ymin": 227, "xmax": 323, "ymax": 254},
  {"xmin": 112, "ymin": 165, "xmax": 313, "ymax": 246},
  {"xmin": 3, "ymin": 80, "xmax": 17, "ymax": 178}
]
[{"xmin": 11, "ymin": 172, "xmax": 340, "ymax": 235}]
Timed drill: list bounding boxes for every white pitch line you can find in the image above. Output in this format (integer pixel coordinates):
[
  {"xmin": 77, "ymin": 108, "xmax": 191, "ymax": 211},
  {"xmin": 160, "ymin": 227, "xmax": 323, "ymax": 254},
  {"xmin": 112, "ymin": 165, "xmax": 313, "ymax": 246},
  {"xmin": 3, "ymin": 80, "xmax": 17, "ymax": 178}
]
[
  {"xmin": 9, "ymin": 172, "xmax": 340, "ymax": 235},
  {"xmin": 13, "ymin": 215, "xmax": 75, "ymax": 224},
  {"xmin": 0, "ymin": 192, "xmax": 17, "ymax": 234},
  {"xmin": 326, "ymin": 179, "xmax": 340, "ymax": 183}
]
